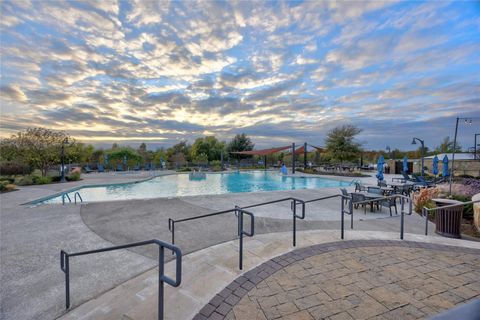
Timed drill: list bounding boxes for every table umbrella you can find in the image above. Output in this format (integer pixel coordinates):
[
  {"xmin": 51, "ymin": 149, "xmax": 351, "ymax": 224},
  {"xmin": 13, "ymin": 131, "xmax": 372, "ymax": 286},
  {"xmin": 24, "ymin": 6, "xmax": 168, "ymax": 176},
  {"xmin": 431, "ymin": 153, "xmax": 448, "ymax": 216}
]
[
  {"xmin": 376, "ymin": 155, "xmax": 385, "ymax": 181},
  {"xmin": 442, "ymin": 155, "xmax": 449, "ymax": 177},
  {"xmin": 403, "ymin": 155, "xmax": 408, "ymax": 173},
  {"xmin": 104, "ymin": 154, "xmax": 109, "ymax": 166},
  {"xmin": 432, "ymin": 155, "xmax": 439, "ymax": 176}
]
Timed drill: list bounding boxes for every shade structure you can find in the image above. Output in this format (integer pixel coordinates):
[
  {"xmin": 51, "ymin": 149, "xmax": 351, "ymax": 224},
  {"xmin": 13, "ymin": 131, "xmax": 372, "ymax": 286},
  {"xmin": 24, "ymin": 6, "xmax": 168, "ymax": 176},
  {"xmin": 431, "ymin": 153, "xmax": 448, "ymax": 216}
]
[
  {"xmin": 403, "ymin": 155, "xmax": 408, "ymax": 173},
  {"xmin": 285, "ymin": 144, "xmax": 324, "ymax": 155},
  {"xmin": 376, "ymin": 155, "xmax": 385, "ymax": 181},
  {"xmin": 442, "ymin": 155, "xmax": 449, "ymax": 177},
  {"xmin": 230, "ymin": 145, "xmax": 291, "ymax": 156},
  {"xmin": 432, "ymin": 155, "xmax": 439, "ymax": 176}
]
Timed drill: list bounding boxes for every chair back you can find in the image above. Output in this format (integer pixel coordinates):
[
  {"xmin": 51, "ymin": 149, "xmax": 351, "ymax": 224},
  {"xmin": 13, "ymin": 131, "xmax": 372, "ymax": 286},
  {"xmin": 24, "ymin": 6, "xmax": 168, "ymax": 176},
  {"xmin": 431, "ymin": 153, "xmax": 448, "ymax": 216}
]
[
  {"xmin": 351, "ymin": 193, "xmax": 365, "ymax": 203},
  {"xmin": 368, "ymin": 186, "xmax": 383, "ymax": 194},
  {"xmin": 340, "ymin": 188, "xmax": 349, "ymax": 197},
  {"xmin": 378, "ymin": 180, "xmax": 387, "ymax": 187}
]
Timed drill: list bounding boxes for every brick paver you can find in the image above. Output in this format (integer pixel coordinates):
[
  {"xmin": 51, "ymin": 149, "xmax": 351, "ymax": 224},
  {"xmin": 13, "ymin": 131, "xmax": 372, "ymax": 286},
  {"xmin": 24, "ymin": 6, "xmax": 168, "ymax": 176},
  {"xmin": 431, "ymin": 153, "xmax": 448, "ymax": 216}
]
[{"xmin": 196, "ymin": 240, "xmax": 480, "ymax": 320}]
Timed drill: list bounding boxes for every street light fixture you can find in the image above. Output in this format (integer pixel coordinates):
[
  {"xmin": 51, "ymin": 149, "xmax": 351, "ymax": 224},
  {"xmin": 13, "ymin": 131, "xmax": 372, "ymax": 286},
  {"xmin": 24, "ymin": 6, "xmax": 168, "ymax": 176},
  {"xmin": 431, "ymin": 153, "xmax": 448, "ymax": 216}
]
[
  {"xmin": 60, "ymin": 137, "xmax": 69, "ymax": 183},
  {"xmin": 386, "ymin": 146, "xmax": 391, "ymax": 159},
  {"xmin": 411, "ymin": 137, "xmax": 425, "ymax": 178}
]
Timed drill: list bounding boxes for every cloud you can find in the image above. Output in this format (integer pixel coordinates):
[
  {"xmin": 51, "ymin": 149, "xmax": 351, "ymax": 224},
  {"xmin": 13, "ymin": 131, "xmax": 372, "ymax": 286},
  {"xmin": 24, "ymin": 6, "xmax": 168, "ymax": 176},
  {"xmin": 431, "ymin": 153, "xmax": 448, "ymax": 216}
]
[{"xmin": 0, "ymin": 0, "xmax": 478, "ymax": 150}]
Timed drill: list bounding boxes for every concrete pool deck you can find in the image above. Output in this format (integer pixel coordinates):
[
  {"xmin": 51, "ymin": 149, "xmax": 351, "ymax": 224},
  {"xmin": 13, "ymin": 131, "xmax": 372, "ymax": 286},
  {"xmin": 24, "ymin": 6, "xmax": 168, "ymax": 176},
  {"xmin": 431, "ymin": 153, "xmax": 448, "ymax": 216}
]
[{"xmin": 0, "ymin": 171, "xmax": 474, "ymax": 320}]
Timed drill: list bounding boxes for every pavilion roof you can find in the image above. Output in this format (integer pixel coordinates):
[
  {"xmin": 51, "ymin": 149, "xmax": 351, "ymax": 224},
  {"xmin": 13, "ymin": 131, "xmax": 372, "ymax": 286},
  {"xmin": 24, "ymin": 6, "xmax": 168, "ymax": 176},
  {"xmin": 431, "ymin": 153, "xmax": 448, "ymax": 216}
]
[{"xmin": 230, "ymin": 145, "xmax": 291, "ymax": 156}]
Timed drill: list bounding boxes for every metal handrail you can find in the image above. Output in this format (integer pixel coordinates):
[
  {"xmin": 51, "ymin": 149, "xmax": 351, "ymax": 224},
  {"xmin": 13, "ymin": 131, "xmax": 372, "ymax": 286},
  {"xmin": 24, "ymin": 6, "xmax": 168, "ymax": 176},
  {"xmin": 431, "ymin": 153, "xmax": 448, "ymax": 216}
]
[
  {"xmin": 74, "ymin": 192, "xmax": 83, "ymax": 204},
  {"xmin": 241, "ymin": 197, "xmax": 306, "ymax": 246},
  {"xmin": 168, "ymin": 207, "xmax": 254, "ymax": 270},
  {"xmin": 60, "ymin": 239, "xmax": 182, "ymax": 320},
  {"xmin": 62, "ymin": 193, "xmax": 72, "ymax": 205},
  {"xmin": 422, "ymin": 199, "xmax": 480, "ymax": 236}
]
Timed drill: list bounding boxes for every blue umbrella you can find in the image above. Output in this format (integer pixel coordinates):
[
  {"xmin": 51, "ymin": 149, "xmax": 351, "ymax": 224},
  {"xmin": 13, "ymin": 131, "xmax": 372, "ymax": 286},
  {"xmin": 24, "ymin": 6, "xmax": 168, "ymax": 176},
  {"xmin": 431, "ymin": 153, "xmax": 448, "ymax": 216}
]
[
  {"xmin": 104, "ymin": 154, "xmax": 109, "ymax": 165},
  {"xmin": 403, "ymin": 155, "xmax": 408, "ymax": 173},
  {"xmin": 123, "ymin": 155, "xmax": 127, "ymax": 165},
  {"xmin": 376, "ymin": 155, "xmax": 385, "ymax": 181},
  {"xmin": 442, "ymin": 155, "xmax": 449, "ymax": 177},
  {"xmin": 432, "ymin": 155, "xmax": 439, "ymax": 176}
]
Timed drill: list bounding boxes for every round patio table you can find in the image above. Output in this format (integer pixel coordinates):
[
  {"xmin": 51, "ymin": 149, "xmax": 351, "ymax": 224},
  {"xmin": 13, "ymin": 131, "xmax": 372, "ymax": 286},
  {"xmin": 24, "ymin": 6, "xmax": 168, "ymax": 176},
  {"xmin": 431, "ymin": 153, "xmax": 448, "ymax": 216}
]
[{"xmin": 432, "ymin": 198, "xmax": 463, "ymax": 239}]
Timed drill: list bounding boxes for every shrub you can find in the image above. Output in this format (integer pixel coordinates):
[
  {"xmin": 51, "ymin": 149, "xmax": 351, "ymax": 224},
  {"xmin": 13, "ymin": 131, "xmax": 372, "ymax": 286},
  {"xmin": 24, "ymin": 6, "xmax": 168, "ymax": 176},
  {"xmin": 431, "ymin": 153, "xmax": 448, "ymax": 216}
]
[
  {"xmin": 177, "ymin": 167, "xmax": 191, "ymax": 172},
  {"xmin": 0, "ymin": 176, "xmax": 15, "ymax": 183},
  {"xmin": 412, "ymin": 187, "xmax": 440, "ymax": 213},
  {"xmin": 450, "ymin": 194, "xmax": 474, "ymax": 219},
  {"xmin": 15, "ymin": 175, "xmax": 34, "ymax": 186},
  {"xmin": 50, "ymin": 175, "xmax": 62, "ymax": 182},
  {"xmin": 66, "ymin": 172, "xmax": 81, "ymax": 181},
  {"xmin": 0, "ymin": 181, "xmax": 8, "ymax": 191},
  {"xmin": 0, "ymin": 162, "xmax": 33, "ymax": 176},
  {"xmin": 34, "ymin": 175, "xmax": 52, "ymax": 185}
]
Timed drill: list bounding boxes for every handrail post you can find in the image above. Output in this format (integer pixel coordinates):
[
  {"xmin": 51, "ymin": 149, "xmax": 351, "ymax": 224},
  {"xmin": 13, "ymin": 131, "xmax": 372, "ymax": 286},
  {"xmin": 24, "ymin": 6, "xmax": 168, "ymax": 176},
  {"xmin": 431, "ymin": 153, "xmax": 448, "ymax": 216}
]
[
  {"xmin": 158, "ymin": 245, "xmax": 164, "ymax": 320},
  {"xmin": 424, "ymin": 207, "xmax": 429, "ymax": 235},
  {"xmin": 168, "ymin": 219, "xmax": 175, "ymax": 255},
  {"xmin": 60, "ymin": 250, "xmax": 70, "ymax": 309},
  {"xmin": 341, "ymin": 196, "xmax": 345, "ymax": 239},
  {"xmin": 236, "ymin": 206, "xmax": 244, "ymax": 270},
  {"xmin": 349, "ymin": 196, "xmax": 353, "ymax": 229},
  {"xmin": 292, "ymin": 199, "xmax": 297, "ymax": 246},
  {"xmin": 400, "ymin": 196, "xmax": 404, "ymax": 240}
]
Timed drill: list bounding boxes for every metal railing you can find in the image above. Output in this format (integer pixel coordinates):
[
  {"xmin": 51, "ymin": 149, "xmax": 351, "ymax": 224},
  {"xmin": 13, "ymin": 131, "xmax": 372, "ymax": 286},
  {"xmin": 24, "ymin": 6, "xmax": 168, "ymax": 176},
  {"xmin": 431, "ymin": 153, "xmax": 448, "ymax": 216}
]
[
  {"xmin": 61, "ymin": 193, "xmax": 72, "ymax": 205},
  {"xmin": 241, "ymin": 197, "xmax": 305, "ymax": 246},
  {"xmin": 74, "ymin": 192, "xmax": 83, "ymax": 204},
  {"xmin": 422, "ymin": 199, "xmax": 480, "ymax": 236},
  {"xmin": 345, "ymin": 194, "xmax": 412, "ymax": 239},
  {"xmin": 60, "ymin": 239, "xmax": 182, "ymax": 320},
  {"xmin": 168, "ymin": 207, "xmax": 254, "ymax": 270}
]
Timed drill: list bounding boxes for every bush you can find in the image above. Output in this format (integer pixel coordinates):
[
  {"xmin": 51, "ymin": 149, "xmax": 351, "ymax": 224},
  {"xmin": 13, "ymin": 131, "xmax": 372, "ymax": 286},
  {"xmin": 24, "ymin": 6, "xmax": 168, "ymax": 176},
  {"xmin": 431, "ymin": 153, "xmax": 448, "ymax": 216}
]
[
  {"xmin": 0, "ymin": 181, "xmax": 16, "ymax": 192},
  {"xmin": 451, "ymin": 194, "xmax": 474, "ymax": 219},
  {"xmin": 51, "ymin": 175, "xmax": 62, "ymax": 182},
  {"xmin": 412, "ymin": 187, "xmax": 440, "ymax": 213},
  {"xmin": 0, "ymin": 162, "xmax": 33, "ymax": 176},
  {"xmin": 0, "ymin": 176, "xmax": 15, "ymax": 184},
  {"xmin": 177, "ymin": 167, "xmax": 191, "ymax": 172},
  {"xmin": 15, "ymin": 175, "xmax": 34, "ymax": 186},
  {"xmin": 33, "ymin": 175, "xmax": 52, "ymax": 185},
  {"xmin": 66, "ymin": 172, "xmax": 81, "ymax": 181}
]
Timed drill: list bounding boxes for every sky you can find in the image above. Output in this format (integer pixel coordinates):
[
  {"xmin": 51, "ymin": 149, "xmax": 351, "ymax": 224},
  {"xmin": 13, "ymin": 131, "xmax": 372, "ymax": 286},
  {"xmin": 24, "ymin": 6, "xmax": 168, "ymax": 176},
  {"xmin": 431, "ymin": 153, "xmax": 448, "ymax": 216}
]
[{"xmin": 0, "ymin": 0, "xmax": 479, "ymax": 151}]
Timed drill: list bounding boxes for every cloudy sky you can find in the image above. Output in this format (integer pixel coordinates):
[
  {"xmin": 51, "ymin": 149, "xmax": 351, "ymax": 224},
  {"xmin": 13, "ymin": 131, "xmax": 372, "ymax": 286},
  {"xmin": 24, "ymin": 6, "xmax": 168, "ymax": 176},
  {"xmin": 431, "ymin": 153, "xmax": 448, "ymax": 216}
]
[{"xmin": 1, "ymin": 0, "xmax": 479, "ymax": 150}]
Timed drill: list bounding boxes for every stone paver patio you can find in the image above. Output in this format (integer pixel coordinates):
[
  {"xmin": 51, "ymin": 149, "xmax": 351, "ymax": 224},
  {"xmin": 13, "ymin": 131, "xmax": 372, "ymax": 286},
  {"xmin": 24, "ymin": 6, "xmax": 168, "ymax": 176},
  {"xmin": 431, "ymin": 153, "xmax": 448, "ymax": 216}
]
[{"xmin": 196, "ymin": 241, "xmax": 480, "ymax": 320}]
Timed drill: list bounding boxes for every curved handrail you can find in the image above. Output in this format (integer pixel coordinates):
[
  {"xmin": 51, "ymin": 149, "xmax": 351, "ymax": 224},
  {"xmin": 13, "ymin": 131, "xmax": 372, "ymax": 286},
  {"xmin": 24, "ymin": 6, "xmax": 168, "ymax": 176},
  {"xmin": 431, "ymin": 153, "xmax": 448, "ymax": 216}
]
[
  {"xmin": 73, "ymin": 192, "xmax": 83, "ymax": 204},
  {"xmin": 60, "ymin": 239, "xmax": 181, "ymax": 320},
  {"xmin": 61, "ymin": 193, "xmax": 72, "ymax": 205}
]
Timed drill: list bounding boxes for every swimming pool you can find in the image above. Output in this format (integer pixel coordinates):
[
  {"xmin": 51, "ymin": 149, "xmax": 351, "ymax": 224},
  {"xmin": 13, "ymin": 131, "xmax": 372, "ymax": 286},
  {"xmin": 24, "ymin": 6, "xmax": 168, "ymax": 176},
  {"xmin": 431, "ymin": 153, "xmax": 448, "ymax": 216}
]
[{"xmin": 36, "ymin": 171, "xmax": 350, "ymax": 204}]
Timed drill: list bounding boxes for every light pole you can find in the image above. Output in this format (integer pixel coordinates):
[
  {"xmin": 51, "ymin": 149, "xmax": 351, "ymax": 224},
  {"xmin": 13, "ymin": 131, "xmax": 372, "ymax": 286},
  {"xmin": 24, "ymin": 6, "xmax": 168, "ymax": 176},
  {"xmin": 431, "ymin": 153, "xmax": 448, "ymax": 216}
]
[
  {"xmin": 411, "ymin": 137, "xmax": 425, "ymax": 179},
  {"xmin": 60, "ymin": 137, "xmax": 69, "ymax": 183},
  {"xmin": 386, "ymin": 146, "xmax": 391, "ymax": 159},
  {"xmin": 450, "ymin": 117, "xmax": 478, "ymax": 195}
]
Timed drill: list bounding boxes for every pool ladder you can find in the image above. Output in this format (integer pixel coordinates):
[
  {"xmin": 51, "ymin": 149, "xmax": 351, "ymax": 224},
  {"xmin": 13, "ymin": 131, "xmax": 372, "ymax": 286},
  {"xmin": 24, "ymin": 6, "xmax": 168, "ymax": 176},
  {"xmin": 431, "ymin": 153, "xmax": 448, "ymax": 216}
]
[{"xmin": 62, "ymin": 192, "xmax": 83, "ymax": 205}]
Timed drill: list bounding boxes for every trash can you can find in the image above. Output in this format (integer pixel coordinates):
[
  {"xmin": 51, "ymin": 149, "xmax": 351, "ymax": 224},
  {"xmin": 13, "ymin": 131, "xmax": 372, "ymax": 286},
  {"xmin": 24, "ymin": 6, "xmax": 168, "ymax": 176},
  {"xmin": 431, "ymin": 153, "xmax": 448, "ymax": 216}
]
[{"xmin": 432, "ymin": 199, "xmax": 463, "ymax": 239}]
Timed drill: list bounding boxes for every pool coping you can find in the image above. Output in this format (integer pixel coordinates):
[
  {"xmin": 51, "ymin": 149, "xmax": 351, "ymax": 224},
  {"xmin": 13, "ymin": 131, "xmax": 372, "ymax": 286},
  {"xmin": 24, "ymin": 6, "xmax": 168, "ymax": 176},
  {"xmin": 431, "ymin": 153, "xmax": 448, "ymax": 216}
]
[{"xmin": 24, "ymin": 170, "xmax": 355, "ymax": 206}]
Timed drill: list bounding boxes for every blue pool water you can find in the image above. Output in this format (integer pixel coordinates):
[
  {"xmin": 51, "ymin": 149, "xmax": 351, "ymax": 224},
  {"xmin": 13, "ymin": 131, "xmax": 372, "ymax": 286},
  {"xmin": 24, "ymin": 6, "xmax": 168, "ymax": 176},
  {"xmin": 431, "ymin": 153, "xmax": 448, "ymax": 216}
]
[{"xmin": 39, "ymin": 171, "xmax": 350, "ymax": 204}]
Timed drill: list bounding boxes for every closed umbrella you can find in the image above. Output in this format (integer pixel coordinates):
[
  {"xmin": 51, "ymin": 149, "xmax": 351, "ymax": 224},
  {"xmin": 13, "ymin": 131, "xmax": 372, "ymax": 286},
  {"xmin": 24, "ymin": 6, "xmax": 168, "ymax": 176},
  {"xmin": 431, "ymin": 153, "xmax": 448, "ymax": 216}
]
[
  {"xmin": 104, "ymin": 154, "xmax": 109, "ymax": 166},
  {"xmin": 442, "ymin": 155, "xmax": 449, "ymax": 177},
  {"xmin": 403, "ymin": 155, "xmax": 408, "ymax": 173},
  {"xmin": 432, "ymin": 155, "xmax": 439, "ymax": 176},
  {"xmin": 376, "ymin": 155, "xmax": 385, "ymax": 181},
  {"xmin": 123, "ymin": 155, "xmax": 127, "ymax": 170}
]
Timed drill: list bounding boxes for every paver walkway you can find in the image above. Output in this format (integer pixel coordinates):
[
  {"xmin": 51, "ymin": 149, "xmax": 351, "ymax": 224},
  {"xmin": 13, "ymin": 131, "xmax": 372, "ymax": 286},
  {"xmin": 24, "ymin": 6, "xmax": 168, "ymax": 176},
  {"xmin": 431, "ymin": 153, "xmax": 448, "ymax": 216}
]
[{"xmin": 197, "ymin": 241, "xmax": 480, "ymax": 320}]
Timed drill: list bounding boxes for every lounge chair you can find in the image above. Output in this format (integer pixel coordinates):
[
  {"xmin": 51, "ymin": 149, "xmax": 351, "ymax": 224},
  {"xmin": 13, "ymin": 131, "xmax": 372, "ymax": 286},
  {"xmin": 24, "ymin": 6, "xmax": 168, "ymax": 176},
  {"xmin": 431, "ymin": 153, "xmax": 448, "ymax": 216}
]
[
  {"xmin": 134, "ymin": 164, "xmax": 140, "ymax": 171},
  {"xmin": 144, "ymin": 163, "xmax": 151, "ymax": 171},
  {"xmin": 150, "ymin": 163, "xmax": 156, "ymax": 170},
  {"xmin": 402, "ymin": 172, "xmax": 415, "ymax": 182},
  {"xmin": 116, "ymin": 164, "xmax": 123, "ymax": 172},
  {"xmin": 84, "ymin": 165, "xmax": 93, "ymax": 173},
  {"xmin": 97, "ymin": 164, "xmax": 104, "ymax": 173},
  {"xmin": 378, "ymin": 180, "xmax": 387, "ymax": 187},
  {"xmin": 414, "ymin": 176, "xmax": 435, "ymax": 187}
]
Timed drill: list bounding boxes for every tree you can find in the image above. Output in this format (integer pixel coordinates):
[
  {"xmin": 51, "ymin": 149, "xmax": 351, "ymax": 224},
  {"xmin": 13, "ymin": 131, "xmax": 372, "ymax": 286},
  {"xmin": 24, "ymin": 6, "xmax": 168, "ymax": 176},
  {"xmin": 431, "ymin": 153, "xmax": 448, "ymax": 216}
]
[
  {"xmin": 191, "ymin": 136, "xmax": 226, "ymax": 162},
  {"xmin": 435, "ymin": 136, "xmax": 462, "ymax": 154},
  {"xmin": 324, "ymin": 125, "xmax": 362, "ymax": 163},
  {"xmin": 227, "ymin": 134, "xmax": 254, "ymax": 159},
  {"xmin": 1, "ymin": 127, "xmax": 74, "ymax": 176},
  {"xmin": 166, "ymin": 140, "xmax": 192, "ymax": 162}
]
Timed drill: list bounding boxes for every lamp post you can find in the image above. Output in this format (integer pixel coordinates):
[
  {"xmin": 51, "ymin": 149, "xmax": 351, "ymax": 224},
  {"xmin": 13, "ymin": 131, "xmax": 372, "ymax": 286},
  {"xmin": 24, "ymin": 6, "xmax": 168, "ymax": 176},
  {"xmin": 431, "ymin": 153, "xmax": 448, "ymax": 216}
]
[
  {"xmin": 450, "ymin": 117, "xmax": 478, "ymax": 195},
  {"xmin": 60, "ymin": 137, "xmax": 69, "ymax": 183},
  {"xmin": 386, "ymin": 146, "xmax": 391, "ymax": 159},
  {"xmin": 411, "ymin": 137, "xmax": 425, "ymax": 179}
]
